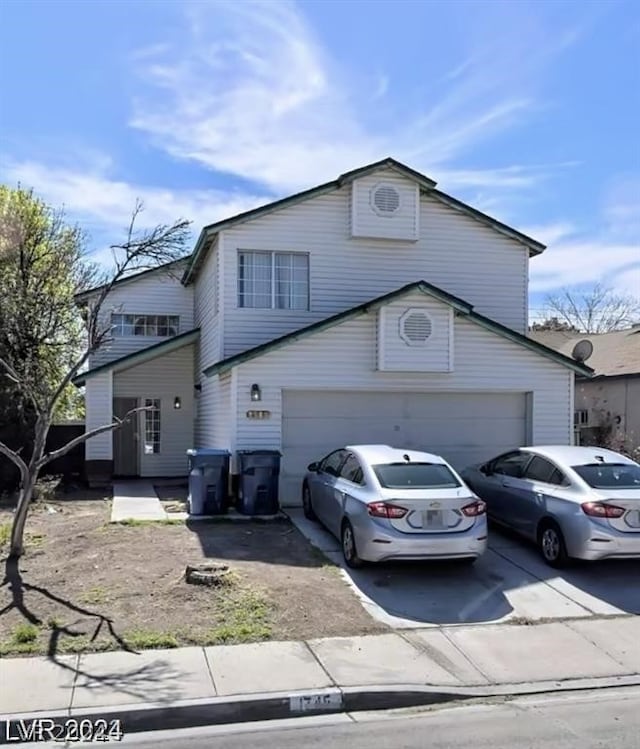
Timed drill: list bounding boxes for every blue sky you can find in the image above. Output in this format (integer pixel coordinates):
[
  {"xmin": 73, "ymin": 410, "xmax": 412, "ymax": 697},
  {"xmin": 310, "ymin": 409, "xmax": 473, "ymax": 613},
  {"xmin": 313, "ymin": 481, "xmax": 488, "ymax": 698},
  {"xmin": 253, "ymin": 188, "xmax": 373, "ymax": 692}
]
[{"xmin": 1, "ymin": 0, "xmax": 638, "ymax": 316}]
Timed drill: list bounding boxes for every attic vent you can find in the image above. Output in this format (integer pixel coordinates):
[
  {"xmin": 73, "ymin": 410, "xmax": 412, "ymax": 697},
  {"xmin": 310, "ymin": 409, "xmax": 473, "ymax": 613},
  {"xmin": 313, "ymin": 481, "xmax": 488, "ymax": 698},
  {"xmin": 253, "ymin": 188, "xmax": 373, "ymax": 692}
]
[
  {"xmin": 371, "ymin": 183, "xmax": 400, "ymax": 216},
  {"xmin": 399, "ymin": 309, "xmax": 433, "ymax": 345}
]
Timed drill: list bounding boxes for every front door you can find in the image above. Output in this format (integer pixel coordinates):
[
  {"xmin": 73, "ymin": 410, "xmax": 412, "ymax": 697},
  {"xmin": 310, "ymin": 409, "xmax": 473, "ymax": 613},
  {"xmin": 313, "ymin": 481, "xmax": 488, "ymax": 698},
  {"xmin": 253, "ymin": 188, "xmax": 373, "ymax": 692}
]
[{"xmin": 113, "ymin": 397, "xmax": 139, "ymax": 476}]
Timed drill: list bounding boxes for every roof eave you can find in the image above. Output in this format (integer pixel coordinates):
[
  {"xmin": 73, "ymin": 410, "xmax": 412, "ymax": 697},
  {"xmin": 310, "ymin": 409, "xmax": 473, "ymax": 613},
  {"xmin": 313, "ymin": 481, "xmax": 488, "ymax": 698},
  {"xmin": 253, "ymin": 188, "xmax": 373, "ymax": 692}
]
[
  {"xmin": 73, "ymin": 329, "xmax": 200, "ymax": 386},
  {"xmin": 462, "ymin": 311, "xmax": 593, "ymax": 376},
  {"xmin": 202, "ymin": 282, "xmax": 468, "ymax": 378},
  {"xmin": 203, "ymin": 283, "xmax": 592, "ymax": 379},
  {"xmin": 75, "ymin": 257, "xmax": 190, "ymax": 302},
  {"xmin": 337, "ymin": 157, "xmax": 438, "ymax": 190},
  {"xmin": 429, "ymin": 189, "xmax": 546, "ymax": 256}
]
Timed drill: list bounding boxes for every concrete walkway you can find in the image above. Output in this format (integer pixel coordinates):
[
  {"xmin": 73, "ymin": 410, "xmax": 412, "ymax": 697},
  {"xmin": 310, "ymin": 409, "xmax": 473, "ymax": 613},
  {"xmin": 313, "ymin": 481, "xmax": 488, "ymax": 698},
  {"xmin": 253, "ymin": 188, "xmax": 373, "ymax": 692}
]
[
  {"xmin": 1, "ymin": 617, "xmax": 639, "ymax": 735},
  {"xmin": 111, "ymin": 480, "xmax": 168, "ymax": 522}
]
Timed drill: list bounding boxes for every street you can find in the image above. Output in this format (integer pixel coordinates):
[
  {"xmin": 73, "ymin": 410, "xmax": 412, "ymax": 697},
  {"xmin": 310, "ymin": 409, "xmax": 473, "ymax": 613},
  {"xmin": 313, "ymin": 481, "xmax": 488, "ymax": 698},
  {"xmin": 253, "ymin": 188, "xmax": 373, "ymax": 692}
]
[{"xmin": 115, "ymin": 686, "xmax": 640, "ymax": 748}]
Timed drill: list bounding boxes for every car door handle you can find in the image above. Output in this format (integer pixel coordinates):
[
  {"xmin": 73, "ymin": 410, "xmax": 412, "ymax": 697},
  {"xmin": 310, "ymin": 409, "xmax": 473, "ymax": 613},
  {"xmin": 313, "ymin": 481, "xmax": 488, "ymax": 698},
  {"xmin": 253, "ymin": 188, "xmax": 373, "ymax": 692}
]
[{"xmin": 501, "ymin": 480, "xmax": 516, "ymax": 487}]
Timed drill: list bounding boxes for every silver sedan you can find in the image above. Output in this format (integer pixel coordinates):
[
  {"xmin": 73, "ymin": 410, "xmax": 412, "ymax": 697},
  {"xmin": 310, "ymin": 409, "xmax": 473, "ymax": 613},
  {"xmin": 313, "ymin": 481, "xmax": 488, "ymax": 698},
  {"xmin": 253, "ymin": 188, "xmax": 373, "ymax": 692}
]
[
  {"xmin": 302, "ymin": 444, "xmax": 488, "ymax": 568},
  {"xmin": 461, "ymin": 445, "xmax": 640, "ymax": 567}
]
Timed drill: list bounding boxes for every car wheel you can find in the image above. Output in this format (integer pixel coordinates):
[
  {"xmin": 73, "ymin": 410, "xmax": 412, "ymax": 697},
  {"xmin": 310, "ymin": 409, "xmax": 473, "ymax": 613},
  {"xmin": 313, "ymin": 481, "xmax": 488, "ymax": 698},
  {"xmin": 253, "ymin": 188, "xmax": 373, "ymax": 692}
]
[
  {"xmin": 538, "ymin": 520, "xmax": 569, "ymax": 568},
  {"xmin": 341, "ymin": 520, "xmax": 364, "ymax": 569},
  {"xmin": 302, "ymin": 483, "xmax": 317, "ymax": 520}
]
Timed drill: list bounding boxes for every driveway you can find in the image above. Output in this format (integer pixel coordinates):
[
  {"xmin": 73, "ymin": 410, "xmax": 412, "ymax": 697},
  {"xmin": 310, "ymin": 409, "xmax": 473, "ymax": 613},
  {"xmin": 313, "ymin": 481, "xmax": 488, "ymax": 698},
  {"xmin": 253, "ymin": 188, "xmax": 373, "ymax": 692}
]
[{"xmin": 288, "ymin": 509, "xmax": 640, "ymax": 628}]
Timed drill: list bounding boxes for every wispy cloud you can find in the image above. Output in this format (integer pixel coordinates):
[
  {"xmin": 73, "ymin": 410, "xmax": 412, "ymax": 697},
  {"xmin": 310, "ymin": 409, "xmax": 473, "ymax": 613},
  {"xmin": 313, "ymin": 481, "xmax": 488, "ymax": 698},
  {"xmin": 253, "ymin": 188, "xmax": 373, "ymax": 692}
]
[
  {"xmin": 1, "ymin": 157, "xmax": 265, "ymax": 255},
  {"xmin": 130, "ymin": 0, "xmax": 584, "ymax": 194},
  {"xmin": 602, "ymin": 175, "xmax": 640, "ymax": 240},
  {"xmin": 529, "ymin": 239, "xmax": 638, "ymax": 292},
  {"xmin": 432, "ymin": 163, "xmax": 579, "ymax": 191},
  {"xmin": 526, "ymin": 181, "xmax": 640, "ymax": 296}
]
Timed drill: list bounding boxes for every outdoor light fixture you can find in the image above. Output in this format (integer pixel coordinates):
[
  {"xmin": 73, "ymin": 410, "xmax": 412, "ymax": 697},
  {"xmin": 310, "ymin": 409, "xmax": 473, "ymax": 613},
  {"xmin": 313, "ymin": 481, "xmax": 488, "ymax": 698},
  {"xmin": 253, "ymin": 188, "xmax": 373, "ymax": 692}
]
[
  {"xmin": 174, "ymin": 396, "xmax": 182, "ymax": 410},
  {"xmin": 250, "ymin": 383, "xmax": 262, "ymax": 402}
]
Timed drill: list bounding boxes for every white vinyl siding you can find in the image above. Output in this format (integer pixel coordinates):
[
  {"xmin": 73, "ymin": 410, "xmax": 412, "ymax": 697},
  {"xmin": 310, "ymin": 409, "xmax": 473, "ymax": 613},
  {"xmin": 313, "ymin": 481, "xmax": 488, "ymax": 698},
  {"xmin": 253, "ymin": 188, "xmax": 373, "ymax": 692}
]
[
  {"xmin": 217, "ymin": 167, "xmax": 529, "ymax": 357},
  {"xmin": 224, "ymin": 301, "xmax": 572, "ymax": 503},
  {"xmin": 351, "ymin": 171, "xmax": 419, "ymax": 240},
  {"xmin": 378, "ymin": 298, "xmax": 452, "ymax": 372},
  {"xmin": 84, "ymin": 371, "xmax": 113, "ymax": 460},
  {"xmin": 195, "ymin": 373, "xmax": 232, "ymax": 450},
  {"xmin": 113, "ymin": 345, "xmax": 194, "ymax": 476},
  {"xmin": 90, "ymin": 266, "xmax": 194, "ymax": 367},
  {"xmin": 194, "ymin": 239, "xmax": 222, "ymax": 445}
]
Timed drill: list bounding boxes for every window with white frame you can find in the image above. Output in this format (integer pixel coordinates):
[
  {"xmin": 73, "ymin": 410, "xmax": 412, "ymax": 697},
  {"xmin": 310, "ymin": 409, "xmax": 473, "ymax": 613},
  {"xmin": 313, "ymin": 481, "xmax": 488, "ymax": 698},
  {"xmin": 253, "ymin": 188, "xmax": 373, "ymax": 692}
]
[
  {"xmin": 574, "ymin": 409, "xmax": 589, "ymax": 426},
  {"xmin": 111, "ymin": 314, "xmax": 179, "ymax": 337},
  {"xmin": 144, "ymin": 399, "xmax": 161, "ymax": 454},
  {"xmin": 238, "ymin": 251, "xmax": 309, "ymax": 310}
]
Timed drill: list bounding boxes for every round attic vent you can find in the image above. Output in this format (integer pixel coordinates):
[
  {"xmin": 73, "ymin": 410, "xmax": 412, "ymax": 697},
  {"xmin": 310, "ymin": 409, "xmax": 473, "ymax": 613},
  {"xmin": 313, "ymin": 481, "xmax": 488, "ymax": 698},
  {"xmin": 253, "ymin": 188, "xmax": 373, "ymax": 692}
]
[
  {"xmin": 399, "ymin": 309, "xmax": 433, "ymax": 345},
  {"xmin": 371, "ymin": 183, "xmax": 400, "ymax": 216}
]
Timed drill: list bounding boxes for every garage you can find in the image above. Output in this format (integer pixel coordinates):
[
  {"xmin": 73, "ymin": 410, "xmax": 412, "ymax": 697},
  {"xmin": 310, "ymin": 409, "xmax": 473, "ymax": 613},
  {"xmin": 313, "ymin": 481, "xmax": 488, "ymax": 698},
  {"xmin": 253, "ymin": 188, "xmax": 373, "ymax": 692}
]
[{"xmin": 280, "ymin": 390, "xmax": 528, "ymax": 505}]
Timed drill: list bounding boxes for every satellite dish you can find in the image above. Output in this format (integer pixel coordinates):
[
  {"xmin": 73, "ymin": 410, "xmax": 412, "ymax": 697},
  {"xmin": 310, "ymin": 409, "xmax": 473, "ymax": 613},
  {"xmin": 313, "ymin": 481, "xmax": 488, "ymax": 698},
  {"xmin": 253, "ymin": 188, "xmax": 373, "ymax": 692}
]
[{"xmin": 572, "ymin": 339, "xmax": 593, "ymax": 363}]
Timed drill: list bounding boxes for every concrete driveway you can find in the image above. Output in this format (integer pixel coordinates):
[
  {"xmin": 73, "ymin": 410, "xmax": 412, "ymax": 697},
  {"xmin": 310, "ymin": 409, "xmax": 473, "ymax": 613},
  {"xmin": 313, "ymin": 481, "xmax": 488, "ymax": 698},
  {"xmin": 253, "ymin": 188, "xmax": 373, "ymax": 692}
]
[{"xmin": 288, "ymin": 510, "xmax": 640, "ymax": 628}]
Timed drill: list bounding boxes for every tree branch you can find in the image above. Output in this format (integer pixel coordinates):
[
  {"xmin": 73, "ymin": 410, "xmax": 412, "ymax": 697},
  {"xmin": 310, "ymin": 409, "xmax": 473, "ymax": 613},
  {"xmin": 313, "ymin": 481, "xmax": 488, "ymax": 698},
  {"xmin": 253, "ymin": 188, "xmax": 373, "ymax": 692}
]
[
  {"xmin": 37, "ymin": 407, "xmax": 150, "ymax": 469},
  {"xmin": 0, "ymin": 356, "xmax": 41, "ymax": 411},
  {"xmin": 0, "ymin": 440, "xmax": 29, "ymax": 485},
  {"xmin": 46, "ymin": 347, "xmax": 91, "ymax": 414}
]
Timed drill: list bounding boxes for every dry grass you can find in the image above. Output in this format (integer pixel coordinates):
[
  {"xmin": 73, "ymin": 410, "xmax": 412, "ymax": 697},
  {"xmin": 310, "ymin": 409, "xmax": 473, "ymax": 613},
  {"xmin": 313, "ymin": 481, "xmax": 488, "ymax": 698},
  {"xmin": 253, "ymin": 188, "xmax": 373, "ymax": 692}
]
[{"xmin": 0, "ymin": 498, "xmax": 383, "ymax": 656}]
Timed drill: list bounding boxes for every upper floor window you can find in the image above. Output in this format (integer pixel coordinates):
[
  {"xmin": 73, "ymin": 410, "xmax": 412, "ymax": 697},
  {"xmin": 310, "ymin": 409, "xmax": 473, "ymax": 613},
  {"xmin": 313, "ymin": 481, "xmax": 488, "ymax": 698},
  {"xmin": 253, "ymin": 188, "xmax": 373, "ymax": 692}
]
[
  {"xmin": 111, "ymin": 314, "xmax": 179, "ymax": 337},
  {"xmin": 238, "ymin": 251, "xmax": 309, "ymax": 310}
]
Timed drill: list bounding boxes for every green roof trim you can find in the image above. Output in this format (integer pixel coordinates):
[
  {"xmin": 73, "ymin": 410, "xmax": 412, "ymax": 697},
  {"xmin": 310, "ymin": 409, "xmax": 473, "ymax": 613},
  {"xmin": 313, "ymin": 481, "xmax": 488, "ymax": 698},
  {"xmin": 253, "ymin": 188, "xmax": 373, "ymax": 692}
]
[
  {"xmin": 203, "ymin": 283, "xmax": 592, "ymax": 379},
  {"xmin": 75, "ymin": 257, "xmax": 190, "ymax": 302},
  {"xmin": 182, "ymin": 157, "xmax": 545, "ymax": 285},
  {"xmin": 73, "ymin": 328, "xmax": 200, "ymax": 386},
  {"xmin": 429, "ymin": 189, "xmax": 545, "ymax": 255}
]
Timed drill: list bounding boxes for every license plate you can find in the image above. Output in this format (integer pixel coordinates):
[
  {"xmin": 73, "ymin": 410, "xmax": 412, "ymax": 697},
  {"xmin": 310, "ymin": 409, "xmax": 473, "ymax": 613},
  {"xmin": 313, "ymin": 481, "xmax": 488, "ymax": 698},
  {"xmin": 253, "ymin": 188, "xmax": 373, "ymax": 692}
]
[
  {"xmin": 625, "ymin": 510, "xmax": 640, "ymax": 528},
  {"xmin": 422, "ymin": 510, "xmax": 443, "ymax": 528}
]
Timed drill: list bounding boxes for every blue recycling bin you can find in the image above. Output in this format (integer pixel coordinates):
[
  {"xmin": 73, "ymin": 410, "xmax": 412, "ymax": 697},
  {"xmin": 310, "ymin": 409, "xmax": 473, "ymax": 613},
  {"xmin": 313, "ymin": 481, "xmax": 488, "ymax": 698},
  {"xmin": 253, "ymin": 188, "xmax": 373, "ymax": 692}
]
[
  {"xmin": 186, "ymin": 448, "xmax": 230, "ymax": 515},
  {"xmin": 236, "ymin": 450, "xmax": 281, "ymax": 515}
]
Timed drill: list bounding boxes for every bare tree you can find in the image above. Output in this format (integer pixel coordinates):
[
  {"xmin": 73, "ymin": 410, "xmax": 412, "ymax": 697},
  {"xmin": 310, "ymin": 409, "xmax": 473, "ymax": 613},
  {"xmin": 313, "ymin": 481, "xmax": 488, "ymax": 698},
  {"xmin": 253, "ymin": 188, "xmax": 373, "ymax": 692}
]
[
  {"xmin": 0, "ymin": 189, "xmax": 190, "ymax": 559},
  {"xmin": 543, "ymin": 283, "xmax": 640, "ymax": 334}
]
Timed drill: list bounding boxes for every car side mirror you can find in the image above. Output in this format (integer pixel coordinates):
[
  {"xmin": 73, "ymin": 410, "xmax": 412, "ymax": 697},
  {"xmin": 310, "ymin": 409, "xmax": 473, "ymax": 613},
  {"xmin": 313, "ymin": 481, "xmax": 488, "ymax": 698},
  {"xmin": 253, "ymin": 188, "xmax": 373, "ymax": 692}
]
[
  {"xmin": 307, "ymin": 462, "xmax": 319, "ymax": 472},
  {"xmin": 481, "ymin": 464, "xmax": 493, "ymax": 476}
]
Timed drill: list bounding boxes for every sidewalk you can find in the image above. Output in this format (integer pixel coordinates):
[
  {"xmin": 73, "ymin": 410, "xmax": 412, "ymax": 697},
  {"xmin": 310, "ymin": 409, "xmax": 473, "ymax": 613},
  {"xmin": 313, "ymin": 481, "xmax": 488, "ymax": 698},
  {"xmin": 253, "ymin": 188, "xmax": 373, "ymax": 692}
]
[
  {"xmin": 1, "ymin": 617, "xmax": 639, "ymax": 741},
  {"xmin": 111, "ymin": 481, "xmax": 167, "ymax": 522}
]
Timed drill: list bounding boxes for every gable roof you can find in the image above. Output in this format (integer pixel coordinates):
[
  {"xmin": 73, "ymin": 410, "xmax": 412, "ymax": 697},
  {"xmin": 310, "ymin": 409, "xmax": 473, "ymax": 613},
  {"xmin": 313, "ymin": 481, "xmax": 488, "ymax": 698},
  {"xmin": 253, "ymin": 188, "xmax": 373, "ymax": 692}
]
[
  {"xmin": 203, "ymin": 282, "xmax": 592, "ymax": 378},
  {"xmin": 529, "ymin": 327, "xmax": 640, "ymax": 378},
  {"xmin": 73, "ymin": 328, "xmax": 199, "ymax": 386},
  {"xmin": 75, "ymin": 257, "xmax": 189, "ymax": 303},
  {"xmin": 183, "ymin": 157, "xmax": 546, "ymax": 285}
]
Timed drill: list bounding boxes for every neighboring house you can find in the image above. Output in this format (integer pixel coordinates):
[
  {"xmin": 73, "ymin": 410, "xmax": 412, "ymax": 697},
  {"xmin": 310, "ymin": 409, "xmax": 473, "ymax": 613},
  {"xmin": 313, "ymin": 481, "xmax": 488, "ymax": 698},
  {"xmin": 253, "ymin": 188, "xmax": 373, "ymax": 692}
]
[
  {"xmin": 75, "ymin": 158, "xmax": 591, "ymax": 503},
  {"xmin": 529, "ymin": 327, "xmax": 640, "ymax": 454}
]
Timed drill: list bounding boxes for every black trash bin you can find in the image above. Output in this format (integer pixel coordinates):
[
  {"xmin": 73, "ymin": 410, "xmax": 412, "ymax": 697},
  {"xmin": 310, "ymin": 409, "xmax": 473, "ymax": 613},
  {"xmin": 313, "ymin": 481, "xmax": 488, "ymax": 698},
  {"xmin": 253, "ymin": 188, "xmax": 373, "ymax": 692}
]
[
  {"xmin": 236, "ymin": 450, "xmax": 281, "ymax": 515},
  {"xmin": 186, "ymin": 448, "xmax": 230, "ymax": 515}
]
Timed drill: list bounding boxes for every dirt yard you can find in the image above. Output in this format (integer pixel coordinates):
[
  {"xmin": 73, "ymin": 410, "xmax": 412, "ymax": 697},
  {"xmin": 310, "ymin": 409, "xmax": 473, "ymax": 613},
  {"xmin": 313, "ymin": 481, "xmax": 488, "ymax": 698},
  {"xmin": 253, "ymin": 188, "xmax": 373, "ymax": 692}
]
[{"xmin": 0, "ymin": 494, "xmax": 383, "ymax": 656}]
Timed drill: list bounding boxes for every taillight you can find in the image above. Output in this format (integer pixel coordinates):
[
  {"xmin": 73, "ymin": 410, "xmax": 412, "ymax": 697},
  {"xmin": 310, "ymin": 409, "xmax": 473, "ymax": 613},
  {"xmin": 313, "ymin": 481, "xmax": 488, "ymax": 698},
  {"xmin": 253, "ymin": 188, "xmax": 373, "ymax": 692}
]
[
  {"xmin": 581, "ymin": 502, "xmax": 625, "ymax": 519},
  {"xmin": 461, "ymin": 500, "xmax": 487, "ymax": 517},
  {"xmin": 367, "ymin": 501, "xmax": 408, "ymax": 519}
]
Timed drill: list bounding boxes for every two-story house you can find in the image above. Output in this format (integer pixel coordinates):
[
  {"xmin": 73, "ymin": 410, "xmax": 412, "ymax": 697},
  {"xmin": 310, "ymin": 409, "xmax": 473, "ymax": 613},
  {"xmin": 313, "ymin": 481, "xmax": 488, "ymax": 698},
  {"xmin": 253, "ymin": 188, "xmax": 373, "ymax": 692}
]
[{"xmin": 75, "ymin": 158, "xmax": 591, "ymax": 502}]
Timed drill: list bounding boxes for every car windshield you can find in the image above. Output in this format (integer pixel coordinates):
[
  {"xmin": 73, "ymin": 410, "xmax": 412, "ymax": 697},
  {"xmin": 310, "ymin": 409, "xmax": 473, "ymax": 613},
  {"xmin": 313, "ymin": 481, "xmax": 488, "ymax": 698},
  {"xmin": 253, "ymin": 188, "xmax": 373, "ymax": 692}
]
[
  {"xmin": 572, "ymin": 463, "xmax": 640, "ymax": 489},
  {"xmin": 372, "ymin": 462, "xmax": 461, "ymax": 489}
]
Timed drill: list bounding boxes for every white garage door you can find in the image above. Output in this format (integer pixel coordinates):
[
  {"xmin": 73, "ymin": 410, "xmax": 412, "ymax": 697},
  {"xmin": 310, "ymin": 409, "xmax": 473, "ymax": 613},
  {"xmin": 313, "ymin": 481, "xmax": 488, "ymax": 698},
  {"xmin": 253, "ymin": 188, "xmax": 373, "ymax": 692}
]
[{"xmin": 281, "ymin": 390, "xmax": 527, "ymax": 505}]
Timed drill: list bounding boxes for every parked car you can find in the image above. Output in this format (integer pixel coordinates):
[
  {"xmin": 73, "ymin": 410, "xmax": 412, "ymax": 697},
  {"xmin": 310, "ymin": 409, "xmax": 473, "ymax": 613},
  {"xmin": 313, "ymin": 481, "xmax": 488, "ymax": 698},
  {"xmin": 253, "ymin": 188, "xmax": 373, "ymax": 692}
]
[
  {"xmin": 301, "ymin": 444, "xmax": 488, "ymax": 568},
  {"xmin": 461, "ymin": 445, "xmax": 640, "ymax": 567}
]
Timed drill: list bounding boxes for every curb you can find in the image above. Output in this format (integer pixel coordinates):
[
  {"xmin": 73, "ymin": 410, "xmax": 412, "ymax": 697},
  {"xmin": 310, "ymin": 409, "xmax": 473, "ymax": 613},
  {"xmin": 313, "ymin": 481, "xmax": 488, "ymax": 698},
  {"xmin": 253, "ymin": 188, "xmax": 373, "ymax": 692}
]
[{"xmin": 3, "ymin": 674, "xmax": 640, "ymax": 744}]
